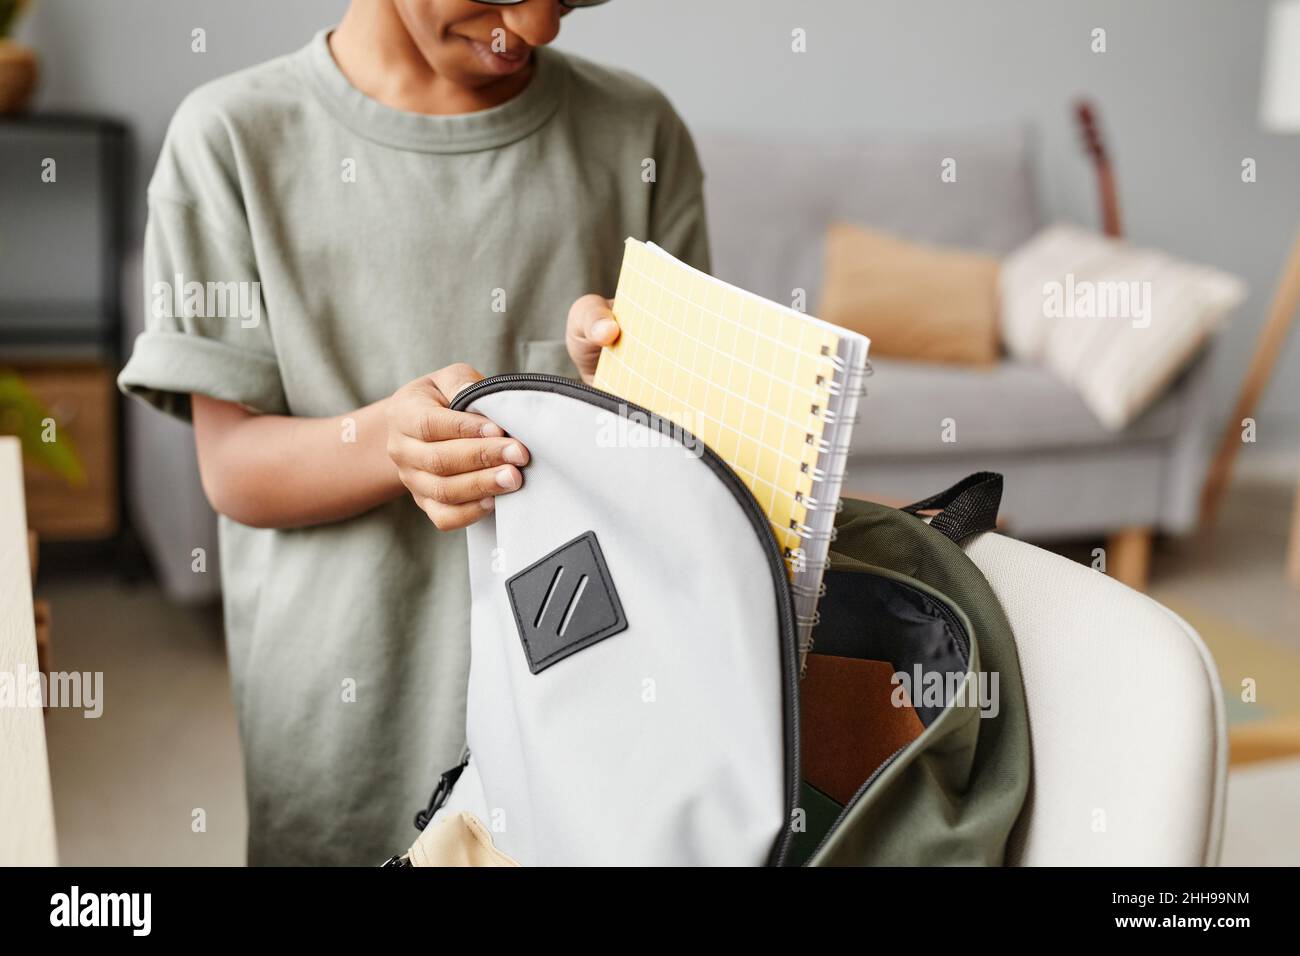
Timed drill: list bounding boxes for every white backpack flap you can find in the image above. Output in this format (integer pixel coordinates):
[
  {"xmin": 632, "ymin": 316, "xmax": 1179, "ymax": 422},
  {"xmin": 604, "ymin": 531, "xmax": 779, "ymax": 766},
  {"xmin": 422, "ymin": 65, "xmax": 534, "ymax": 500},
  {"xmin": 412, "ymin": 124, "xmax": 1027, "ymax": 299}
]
[{"xmin": 444, "ymin": 375, "xmax": 798, "ymax": 866}]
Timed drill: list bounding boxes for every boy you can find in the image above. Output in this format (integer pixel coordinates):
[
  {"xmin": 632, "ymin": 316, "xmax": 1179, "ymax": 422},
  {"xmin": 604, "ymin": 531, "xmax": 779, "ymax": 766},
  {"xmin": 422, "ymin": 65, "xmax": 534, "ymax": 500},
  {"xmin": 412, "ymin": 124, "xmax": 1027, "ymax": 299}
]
[{"xmin": 119, "ymin": 0, "xmax": 708, "ymax": 864}]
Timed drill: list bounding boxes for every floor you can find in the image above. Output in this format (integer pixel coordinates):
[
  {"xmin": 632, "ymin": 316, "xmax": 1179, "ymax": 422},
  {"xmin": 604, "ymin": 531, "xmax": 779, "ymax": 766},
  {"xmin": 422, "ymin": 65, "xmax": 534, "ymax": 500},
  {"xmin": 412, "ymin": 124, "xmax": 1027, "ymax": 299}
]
[
  {"xmin": 1220, "ymin": 757, "xmax": 1300, "ymax": 866},
  {"xmin": 40, "ymin": 577, "xmax": 245, "ymax": 866},
  {"xmin": 35, "ymin": 476, "xmax": 1300, "ymax": 866},
  {"xmin": 1149, "ymin": 478, "xmax": 1300, "ymax": 654}
]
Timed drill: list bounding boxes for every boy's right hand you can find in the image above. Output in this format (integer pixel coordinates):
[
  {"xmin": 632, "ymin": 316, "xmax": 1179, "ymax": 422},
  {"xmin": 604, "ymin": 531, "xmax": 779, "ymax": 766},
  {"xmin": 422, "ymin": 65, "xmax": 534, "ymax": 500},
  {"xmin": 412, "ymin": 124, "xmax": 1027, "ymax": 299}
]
[{"xmin": 386, "ymin": 364, "xmax": 530, "ymax": 531}]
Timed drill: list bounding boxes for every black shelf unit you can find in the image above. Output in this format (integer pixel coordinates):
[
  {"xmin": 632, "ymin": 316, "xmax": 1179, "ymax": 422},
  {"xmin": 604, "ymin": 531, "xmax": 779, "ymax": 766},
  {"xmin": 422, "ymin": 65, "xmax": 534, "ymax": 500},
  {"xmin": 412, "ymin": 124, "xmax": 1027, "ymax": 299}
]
[
  {"xmin": 1, "ymin": 111, "xmax": 144, "ymax": 574},
  {"xmin": 0, "ymin": 112, "xmax": 129, "ymax": 359}
]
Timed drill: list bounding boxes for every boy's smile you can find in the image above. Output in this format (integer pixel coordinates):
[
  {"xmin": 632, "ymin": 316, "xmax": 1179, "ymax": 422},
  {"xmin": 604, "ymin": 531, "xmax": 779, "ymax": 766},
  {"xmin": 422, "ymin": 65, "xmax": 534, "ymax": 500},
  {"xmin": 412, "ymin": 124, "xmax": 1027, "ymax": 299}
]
[
  {"xmin": 405, "ymin": 0, "xmax": 565, "ymax": 91},
  {"xmin": 457, "ymin": 31, "xmax": 534, "ymax": 78},
  {"xmin": 331, "ymin": 0, "xmax": 577, "ymax": 114}
]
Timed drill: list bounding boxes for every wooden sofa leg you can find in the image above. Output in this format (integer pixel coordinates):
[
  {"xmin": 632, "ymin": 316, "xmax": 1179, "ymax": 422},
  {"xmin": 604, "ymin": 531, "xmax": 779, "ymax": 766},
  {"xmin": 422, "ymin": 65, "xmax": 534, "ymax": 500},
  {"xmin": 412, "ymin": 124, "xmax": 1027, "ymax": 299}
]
[
  {"xmin": 1288, "ymin": 473, "xmax": 1300, "ymax": 588},
  {"xmin": 1108, "ymin": 527, "xmax": 1153, "ymax": 591}
]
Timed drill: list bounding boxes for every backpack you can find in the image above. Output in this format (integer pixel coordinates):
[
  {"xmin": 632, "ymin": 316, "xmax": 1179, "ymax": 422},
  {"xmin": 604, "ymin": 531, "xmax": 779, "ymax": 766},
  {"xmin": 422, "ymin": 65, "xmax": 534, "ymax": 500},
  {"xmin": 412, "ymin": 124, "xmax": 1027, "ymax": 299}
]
[{"xmin": 390, "ymin": 374, "xmax": 1029, "ymax": 866}]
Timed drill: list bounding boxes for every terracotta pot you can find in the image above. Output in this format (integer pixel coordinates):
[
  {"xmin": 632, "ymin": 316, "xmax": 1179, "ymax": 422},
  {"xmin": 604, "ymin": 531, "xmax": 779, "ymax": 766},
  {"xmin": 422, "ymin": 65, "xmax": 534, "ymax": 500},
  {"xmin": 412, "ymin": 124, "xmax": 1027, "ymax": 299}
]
[{"xmin": 0, "ymin": 38, "xmax": 38, "ymax": 115}]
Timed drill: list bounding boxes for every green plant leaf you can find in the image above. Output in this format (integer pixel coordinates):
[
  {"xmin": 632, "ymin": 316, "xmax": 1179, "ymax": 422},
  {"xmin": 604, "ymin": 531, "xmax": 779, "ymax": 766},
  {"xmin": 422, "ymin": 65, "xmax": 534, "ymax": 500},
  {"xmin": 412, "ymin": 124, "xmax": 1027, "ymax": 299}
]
[
  {"xmin": 0, "ymin": 371, "xmax": 85, "ymax": 485},
  {"xmin": 0, "ymin": 0, "xmax": 26, "ymax": 39}
]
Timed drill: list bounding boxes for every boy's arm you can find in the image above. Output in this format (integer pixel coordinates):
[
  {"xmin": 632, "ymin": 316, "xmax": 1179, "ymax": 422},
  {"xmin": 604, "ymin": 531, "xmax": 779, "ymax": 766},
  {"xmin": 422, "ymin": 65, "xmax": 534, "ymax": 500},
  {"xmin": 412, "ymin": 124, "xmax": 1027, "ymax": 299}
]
[
  {"xmin": 192, "ymin": 365, "xmax": 528, "ymax": 530},
  {"xmin": 192, "ymin": 394, "xmax": 403, "ymax": 529},
  {"xmin": 193, "ymin": 302, "xmax": 613, "ymax": 532}
]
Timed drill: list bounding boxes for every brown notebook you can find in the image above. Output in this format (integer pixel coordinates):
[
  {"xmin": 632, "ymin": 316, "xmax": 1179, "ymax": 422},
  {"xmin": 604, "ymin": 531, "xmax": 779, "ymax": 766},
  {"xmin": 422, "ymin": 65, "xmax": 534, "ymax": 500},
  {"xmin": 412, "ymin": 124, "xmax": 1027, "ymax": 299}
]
[{"xmin": 800, "ymin": 653, "xmax": 926, "ymax": 805}]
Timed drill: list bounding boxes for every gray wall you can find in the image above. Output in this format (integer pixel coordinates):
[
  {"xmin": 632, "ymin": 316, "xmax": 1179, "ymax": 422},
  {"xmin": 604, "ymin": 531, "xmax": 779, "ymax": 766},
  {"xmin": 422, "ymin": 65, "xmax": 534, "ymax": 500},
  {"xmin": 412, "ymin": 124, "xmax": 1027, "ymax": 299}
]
[{"xmin": 19, "ymin": 0, "xmax": 1300, "ymax": 458}]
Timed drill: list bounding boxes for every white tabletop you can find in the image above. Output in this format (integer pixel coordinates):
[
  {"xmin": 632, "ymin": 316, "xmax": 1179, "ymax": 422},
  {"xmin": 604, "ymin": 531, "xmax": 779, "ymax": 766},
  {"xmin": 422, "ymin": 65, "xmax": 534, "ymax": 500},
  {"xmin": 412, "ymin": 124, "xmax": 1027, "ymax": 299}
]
[{"xmin": 0, "ymin": 436, "xmax": 58, "ymax": 865}]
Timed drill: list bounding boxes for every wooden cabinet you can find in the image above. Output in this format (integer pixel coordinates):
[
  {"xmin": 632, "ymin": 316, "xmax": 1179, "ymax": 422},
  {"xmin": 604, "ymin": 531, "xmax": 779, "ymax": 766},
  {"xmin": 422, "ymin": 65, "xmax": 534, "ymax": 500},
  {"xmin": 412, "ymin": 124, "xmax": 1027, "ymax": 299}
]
[
  {"xmin": 19, "ymin": 362, "xmax": 118, "ymax": 540},
  {"xmin": 2, "ymin": 114, "xmax": 128, "ymax": 545}
]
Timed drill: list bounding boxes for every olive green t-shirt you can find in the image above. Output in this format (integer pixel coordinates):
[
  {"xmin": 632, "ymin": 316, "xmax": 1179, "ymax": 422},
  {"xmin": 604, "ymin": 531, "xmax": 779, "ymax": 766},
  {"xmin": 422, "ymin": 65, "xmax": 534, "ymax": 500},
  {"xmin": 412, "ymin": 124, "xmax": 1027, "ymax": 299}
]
[{"xmin": 118, "ymin": 31, "xmax": 709, "ymax": 865}]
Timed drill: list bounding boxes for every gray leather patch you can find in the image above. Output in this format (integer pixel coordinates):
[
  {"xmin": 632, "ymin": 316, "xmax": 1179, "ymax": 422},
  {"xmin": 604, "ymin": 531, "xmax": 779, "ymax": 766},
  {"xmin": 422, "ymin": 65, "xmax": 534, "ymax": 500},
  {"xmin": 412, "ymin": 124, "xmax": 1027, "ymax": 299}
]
[{"xmin": 506, "ymin": 531, "xmax": 628, "ymax": 674}]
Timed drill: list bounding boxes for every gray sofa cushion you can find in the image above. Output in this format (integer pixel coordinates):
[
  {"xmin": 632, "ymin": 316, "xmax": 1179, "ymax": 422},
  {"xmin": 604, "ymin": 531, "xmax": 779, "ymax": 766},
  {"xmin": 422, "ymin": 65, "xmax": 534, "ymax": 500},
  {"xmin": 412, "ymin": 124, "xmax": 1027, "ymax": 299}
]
[
  {"xmin": 694, "ymin": 127, "xmax": 1042, "ymax": 307},
  {"xmin": 844, "ymin": 449, "xmax": 1175, "ymax": 540},
  {"xmin": 854, "ymin": 356, "xmax": 1193, "ymax": 457}
]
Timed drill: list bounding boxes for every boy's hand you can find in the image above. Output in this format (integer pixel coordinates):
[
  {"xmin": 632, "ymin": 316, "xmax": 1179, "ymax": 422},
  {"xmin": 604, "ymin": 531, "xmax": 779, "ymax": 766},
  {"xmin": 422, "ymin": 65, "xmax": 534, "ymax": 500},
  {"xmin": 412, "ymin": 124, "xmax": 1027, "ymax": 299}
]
[
  {"xmin": 566, "ymin": 294, "xmax": 620, "ymax": 383},
  {"xmin": 386, "ymin": 364, "xmax": 530, "ymax": 531}
]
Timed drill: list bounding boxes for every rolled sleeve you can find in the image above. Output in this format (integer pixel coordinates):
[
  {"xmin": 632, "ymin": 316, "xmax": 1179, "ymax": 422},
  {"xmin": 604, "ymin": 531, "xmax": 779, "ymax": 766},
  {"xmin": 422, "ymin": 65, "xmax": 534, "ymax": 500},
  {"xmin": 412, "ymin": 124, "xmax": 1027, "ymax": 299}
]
[
  {"xmin": 118, "ymin": 330, "xmax": 287, "ymax": 421},
  {"xmin": 118, "ymin": 182, "xmax": 287, "ymax": 422}
]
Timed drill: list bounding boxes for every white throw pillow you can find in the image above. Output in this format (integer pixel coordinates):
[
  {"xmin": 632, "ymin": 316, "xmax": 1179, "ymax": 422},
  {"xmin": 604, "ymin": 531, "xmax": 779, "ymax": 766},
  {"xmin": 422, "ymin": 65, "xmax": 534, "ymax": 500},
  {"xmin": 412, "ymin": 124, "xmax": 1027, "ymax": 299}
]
[{"xmin": 999, "ymin": 224, "xmax": 1245, "ymax": 430}]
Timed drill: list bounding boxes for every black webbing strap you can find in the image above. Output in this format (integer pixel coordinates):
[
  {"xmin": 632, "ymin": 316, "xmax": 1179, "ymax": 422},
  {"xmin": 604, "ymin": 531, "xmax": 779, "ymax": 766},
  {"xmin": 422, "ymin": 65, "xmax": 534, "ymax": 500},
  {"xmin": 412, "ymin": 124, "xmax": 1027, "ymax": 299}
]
[{"xmin": 901, "ymin": 472, "xmax": 1003, "ymax": 544}]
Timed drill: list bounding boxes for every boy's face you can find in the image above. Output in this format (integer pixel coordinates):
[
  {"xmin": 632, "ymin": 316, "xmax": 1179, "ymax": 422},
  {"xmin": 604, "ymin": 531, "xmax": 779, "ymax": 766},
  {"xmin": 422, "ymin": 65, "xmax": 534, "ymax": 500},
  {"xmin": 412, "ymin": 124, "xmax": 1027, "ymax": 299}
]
[{"xmin": 394, "ymin": 0, "xmax": 568, "ymax": 87}]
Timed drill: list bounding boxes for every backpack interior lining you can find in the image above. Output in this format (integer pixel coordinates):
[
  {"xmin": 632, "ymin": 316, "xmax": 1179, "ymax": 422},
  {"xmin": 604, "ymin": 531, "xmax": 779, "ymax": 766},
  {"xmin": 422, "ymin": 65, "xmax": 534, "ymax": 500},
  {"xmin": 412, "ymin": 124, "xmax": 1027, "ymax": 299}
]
[
  {"xmin": 789, "ymin": 568, "xmax": 975, "ymax": 864},
  {"xmin": 813, "ymin": 568, "xmax": 971, "ymax": 725}
]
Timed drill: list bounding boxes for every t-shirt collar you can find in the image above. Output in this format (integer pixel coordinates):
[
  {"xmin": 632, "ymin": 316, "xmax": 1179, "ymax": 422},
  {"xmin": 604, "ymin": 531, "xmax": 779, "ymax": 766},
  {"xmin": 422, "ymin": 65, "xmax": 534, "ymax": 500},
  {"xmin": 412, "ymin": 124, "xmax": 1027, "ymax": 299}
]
[{"xmin": 297, "ymin": 29, "xmax": 564, "ymax": 153}]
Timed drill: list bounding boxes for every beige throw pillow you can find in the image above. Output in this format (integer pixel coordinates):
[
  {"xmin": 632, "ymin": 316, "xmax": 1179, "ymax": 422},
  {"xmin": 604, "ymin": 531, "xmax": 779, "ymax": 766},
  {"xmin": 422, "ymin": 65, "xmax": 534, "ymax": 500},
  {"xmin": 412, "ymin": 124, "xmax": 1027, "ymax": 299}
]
[
  {"xmin": 1000, "ymin": 224, "xmax": 1246, "ymax": 429},
  {"xmin": 818, "ymin": 222, "xmax": 1001, "ymax": 366}
]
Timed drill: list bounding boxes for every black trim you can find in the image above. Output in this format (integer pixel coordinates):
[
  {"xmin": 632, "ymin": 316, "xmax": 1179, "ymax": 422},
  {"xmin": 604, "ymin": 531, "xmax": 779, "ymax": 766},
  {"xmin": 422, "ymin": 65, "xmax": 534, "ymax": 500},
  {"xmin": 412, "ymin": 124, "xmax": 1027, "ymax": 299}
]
[{"xmin": 451, "ymin": 373, "xmax": 800, "ymax": 867}]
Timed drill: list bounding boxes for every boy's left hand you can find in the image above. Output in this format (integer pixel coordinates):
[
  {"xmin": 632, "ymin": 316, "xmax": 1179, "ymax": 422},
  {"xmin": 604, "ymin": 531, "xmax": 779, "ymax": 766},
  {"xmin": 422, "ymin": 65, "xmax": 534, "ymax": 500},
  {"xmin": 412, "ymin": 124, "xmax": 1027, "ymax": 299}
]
[{"xmin": 566, "ymin": 294, "xmax": 620, "ymax": 383}]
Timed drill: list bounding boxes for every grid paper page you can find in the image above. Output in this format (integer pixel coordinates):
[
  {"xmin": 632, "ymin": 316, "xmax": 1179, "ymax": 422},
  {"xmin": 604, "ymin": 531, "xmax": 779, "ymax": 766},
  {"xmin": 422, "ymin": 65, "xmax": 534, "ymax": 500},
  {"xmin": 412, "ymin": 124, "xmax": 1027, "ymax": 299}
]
[{"xmin": 595, "ymin": 239, "xmax": 842, "ymax": 565}]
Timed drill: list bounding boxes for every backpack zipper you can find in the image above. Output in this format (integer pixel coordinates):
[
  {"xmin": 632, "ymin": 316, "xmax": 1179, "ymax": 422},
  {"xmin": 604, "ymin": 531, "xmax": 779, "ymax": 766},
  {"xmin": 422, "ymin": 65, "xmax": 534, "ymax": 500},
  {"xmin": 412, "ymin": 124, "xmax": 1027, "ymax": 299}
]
[
  {"xmin": 804, "ymin": 744, "xmax": 907, "ymax": 865},
  {"xmin": 451, "ymin": 372, "xmax": 801, "ymax": 867}
]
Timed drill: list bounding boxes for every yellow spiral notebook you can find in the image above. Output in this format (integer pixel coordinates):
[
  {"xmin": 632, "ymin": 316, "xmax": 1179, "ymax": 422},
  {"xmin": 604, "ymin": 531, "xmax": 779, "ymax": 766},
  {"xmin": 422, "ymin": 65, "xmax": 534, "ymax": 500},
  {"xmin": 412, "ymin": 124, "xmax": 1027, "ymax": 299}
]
[{"xmin": 595, "ymin": 239, "xmax": 870, "ymax": 660}]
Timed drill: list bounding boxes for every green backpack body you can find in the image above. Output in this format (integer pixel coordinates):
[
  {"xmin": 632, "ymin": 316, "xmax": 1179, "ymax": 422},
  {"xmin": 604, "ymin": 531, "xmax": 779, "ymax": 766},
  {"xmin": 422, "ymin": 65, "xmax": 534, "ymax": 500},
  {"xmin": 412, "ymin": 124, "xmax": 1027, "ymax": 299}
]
[{"xmin": 791, "ymin": 473, "xmax": 1030, "ymax": 866}]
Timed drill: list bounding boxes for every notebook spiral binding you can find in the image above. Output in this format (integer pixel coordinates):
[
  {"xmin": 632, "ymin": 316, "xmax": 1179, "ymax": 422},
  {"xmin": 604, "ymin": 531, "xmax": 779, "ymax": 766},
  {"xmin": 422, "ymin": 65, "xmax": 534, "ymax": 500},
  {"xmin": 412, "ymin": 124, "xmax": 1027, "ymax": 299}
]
[
  {"xmin": 785, "ymin": 554, "xmax": 832, "ymax": 574},
  {"xmin": 794, "ymin": 345, "xmax": 870, "ymax": 676},
  {"xmin": 798, "ymin": 495, "xmax": 847, "ymax": 514},
  {"xmin": 821, "ymin": 411, "xmax": 859, "ymax": 426},
  {"xmin": 783, "ymin": 551, "xmax": 836, "ymax": 574},
  {"xmin": 789, "ymin": 522, "xmax": 838, "ymax": 543},
  {"xmin": 828, "ymin": 352, "xmax": 873, "ymax": 374},
  {"xmin": 790, "ymin": 580, "xmax": 828, "ymax": 600},
  {"xmin": 800, "ymin": 494, "xmax": 852, "ymax": 515},
  {"xmin": 825, "ymin": 378, "xmax": 871, "ymax": 398},
  {"xmin": 815, "ymin": 437, "xmax": 857, "ymax": 456}
]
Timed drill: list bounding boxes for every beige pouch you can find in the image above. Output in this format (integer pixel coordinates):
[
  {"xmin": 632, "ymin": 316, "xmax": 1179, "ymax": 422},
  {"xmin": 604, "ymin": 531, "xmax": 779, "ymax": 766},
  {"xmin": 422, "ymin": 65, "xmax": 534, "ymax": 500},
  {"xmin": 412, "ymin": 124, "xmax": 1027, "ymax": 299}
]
[{"xmin": 405, "ymin": 811, "xmax": 520, "ymax": 868}]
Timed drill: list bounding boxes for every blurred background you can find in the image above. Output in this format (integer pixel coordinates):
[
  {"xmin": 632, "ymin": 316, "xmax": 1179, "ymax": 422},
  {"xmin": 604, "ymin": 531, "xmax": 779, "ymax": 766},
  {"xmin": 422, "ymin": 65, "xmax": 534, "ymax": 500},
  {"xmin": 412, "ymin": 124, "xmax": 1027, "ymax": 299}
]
[{"xmin": 2, "ymin": 0, "xmax": 1298, "ymax": 864}]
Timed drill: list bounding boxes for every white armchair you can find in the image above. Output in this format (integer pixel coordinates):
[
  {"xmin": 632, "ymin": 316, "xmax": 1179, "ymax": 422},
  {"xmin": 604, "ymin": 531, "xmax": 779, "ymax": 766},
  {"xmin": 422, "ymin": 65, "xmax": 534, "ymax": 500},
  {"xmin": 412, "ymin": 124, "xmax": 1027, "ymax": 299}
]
[{"xmin": 964, "ymin": 531, "xmax": 1227, "ymax": 865}]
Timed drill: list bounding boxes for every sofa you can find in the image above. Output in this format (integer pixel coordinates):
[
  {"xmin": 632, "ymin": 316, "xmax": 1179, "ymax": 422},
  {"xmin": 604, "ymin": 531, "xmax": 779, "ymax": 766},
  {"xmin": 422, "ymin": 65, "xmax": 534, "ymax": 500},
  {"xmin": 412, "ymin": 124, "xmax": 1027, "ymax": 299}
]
[
  {"xmin": 123, "ymin": 127, "xmax": 1223, "ymax": 600},
  {"xmin": 694, "ymin": 128, "xmax": 1223, "ymax": 587}
]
